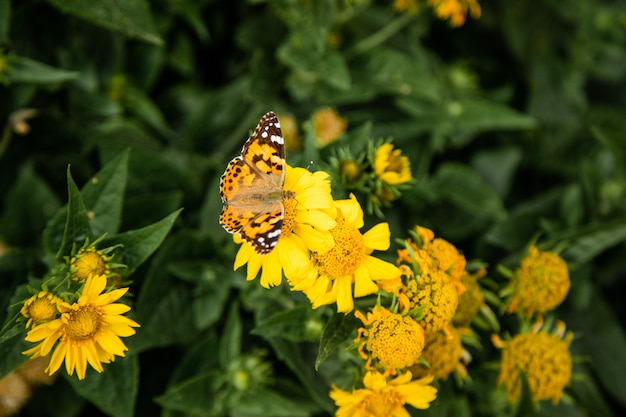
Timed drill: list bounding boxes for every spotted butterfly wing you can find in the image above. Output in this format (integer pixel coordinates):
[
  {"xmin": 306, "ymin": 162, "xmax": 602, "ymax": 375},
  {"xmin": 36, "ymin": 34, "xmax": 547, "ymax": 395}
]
[{"xmin": 219, "ymin": 111, "xmax": 285, "ymax": 254}]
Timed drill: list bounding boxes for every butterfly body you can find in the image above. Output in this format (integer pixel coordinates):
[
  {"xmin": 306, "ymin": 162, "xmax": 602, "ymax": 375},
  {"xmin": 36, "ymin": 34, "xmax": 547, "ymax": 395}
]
[{"xmin": 219, "ymin": 111, "xmax": 290, "ymax": 255}]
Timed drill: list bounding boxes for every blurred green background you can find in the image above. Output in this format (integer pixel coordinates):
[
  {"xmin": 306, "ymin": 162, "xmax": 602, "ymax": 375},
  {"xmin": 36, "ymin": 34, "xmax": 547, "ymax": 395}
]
[{"xmin": 1, "ymin": 0, "xmax": 626, "ymax": 416}]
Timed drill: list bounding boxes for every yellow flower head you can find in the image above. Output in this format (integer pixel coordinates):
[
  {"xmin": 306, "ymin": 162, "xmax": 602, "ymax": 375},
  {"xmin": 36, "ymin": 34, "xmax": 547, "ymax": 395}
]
[
  {"xmin": 410, "ymin": 328, "xmax": 466, "ymax": 381},
  {"xmin": 21, "ymin": 292, "xmax": 63, "ymax": 328},
  {"xmin": 507, "ymin": 246, "xmax": 570, "ymax": 316},
  {"xmin": 234, "ymin": 165, "xmax": 336, "ymax": 288},
  {"xmin": 70, "ymin": 247, "xmax": 111, "ymax": 282},
  {"xmin": 330, "ymin": 371, "xmax": 437, "ymax": 417},
  {"xmin": 23, "ymin": 274, "xmax": 140, "ymax": 380},
  {"xmin": 291, "ymin": 194, "xmax": 401, "ymax": 313},
  {"xmin": 373, "ymin": 143, "xmax": 412, "ymax": 186},
  {"xmin": 312, "ymin": 107, "xmax": 347, "ymax": 147},
  {"xmin": 493, "ymin": 321, "xmax": 573, "ymax": 404},
  {"xmin": 428, "ymin": 0, "xmax": 482, "ymax": 27},
  {"xmin": 339, "ymin": 159, "xmax": 364, "ymax": 183},
  {"xmin": 453, "ymin": 268, "xmax": 486, "ymax": 327},
  {"xmin": 355, "ymin": 305, "xmax": 425, "ymax": 375}
]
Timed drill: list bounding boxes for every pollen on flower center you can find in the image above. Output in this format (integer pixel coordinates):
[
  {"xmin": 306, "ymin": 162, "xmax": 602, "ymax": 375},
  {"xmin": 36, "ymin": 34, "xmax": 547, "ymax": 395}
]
[
  {"xmin": 361, "ymin": 391, "xmax": 403, "ymax": 416},
  {"xmin": 71, "ymin": 249, "xmax": 109, "ymax": 282},
  {"xmin": 28, "ymin": 298, "xmax": 58, "ymax": 322},
  {"xmin": 314, "ymin": 219, "xmax": 365, "ymax": 278},
  {"xmin": 64, "ymin": 306, "xmax": 102, "ymax": 341},
  {"xmin": 367, "ymin": 314, "xmax": 425, "ymax": 372},
  {"xmin": 281, "ymin": 196, "xmax": 298, "ymax": 236}
]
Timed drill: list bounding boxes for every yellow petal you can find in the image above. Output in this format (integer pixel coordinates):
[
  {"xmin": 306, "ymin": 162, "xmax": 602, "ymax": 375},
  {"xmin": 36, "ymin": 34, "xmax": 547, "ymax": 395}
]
[
  {"xmin": 362, "ymin": 256, "xmax": 401, "ymax": 281},
  {"xmin": 363, "ymin": 223, "xmax": 391, "ymax": 251},
  {"xmin": 353, "ymin": 265, "xmax": 379, "ymax": 298},
  {"xmin": 335, "ymin": 276, "xmax": 354, "ymax": 313}
]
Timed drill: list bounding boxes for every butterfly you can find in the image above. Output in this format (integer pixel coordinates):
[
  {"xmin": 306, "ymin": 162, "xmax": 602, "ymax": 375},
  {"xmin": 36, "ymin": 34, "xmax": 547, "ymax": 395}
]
[{"xmin": 219, "ymin": 111, "xmax": 291, "ymax": 255}]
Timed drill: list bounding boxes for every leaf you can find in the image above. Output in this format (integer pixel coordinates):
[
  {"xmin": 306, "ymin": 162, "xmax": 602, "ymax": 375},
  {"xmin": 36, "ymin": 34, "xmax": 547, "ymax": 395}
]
[
  {"xmin": 0, "ymin": 326, "xmax": 31, "ymax": 378},
  {"xmin": 102, "ymin": 208, "xmax": 182, "ymax": 273},
  {"xmin": 561, "ymin": 220, "xmax": 626, "ymax": 263},
  {"xmin": 572, "ymin": 290, "xmax": 626, "ymax": 408},
  {"xmin": 155, "ymin": 371, "xmax": 224, "ymax": 415},
  {"xmin": 4, "ymin": 55, "xmax": 79, "ymax": 84},
  {"xmin": 66, "ymin": 355, "xmax": 139, "ymax": 417},
  {"xmin": 263, "ymin": 336, "xmax": 334, "ymax": 413},
  {"xmin": 232, "ymin": 388, "xmax": 311, "ymax": 417},
  {"xmin": 0, "ymin": 163, "xmax": 61, "ymax": 247},
  {"xmin": 252, "ymin": 305, "xmax": 320, "ymax": 343},
  {"xmin": 432, "ymin": 163, "xmax": 508, "ymax": 222},
  {"xmin": 219, "ymin": 301, "xmax": 242, "ymax": 366},
  {"xmin": 80, "ymin": 148, "xmax": 130, "ymax": 236},
  {"xmin": 315, "ymin": 313, "xmax": 359, "ymax": 370},
  {"xmin": 0, "ymin": 0, "xmax": 9, "ymax": 43},
  {"xmin": 47, "ymin": 0, "xmax": 163, "ymax": 45},
  {"xmin": 56, "ymin": 167, "xmax": 93, "ymax": 261}
]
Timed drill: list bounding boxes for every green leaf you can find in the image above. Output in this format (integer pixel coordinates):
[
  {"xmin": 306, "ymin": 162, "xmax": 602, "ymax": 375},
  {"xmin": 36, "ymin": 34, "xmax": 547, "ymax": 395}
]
[
  {"xmin": 573, "ymin": 290, "xmax": 626, "ymax": 408},
  {"xmin": 155, "ymin": 371, "xmax": 224, "ymax": 415},
  {"xmin": 0, "ymin": 326, "xmax": 31, "ymax": 378},
  {"xmin": 4, "ymin": 55, "xmax": 79, "ymax": 84},
  {"xmin": 432, "ymin": 163, "xmax": 508, "ymax": 222},
  {"xmin": 561, "ymin": 220, "xmax": 626, "ymax": 263},
  {"xmin": 0, "ymin": 0, "xmax": 9, "ymax": 43},
  {"xmin": 67, "ymin": 355, "xmax": 139, "ymax": 417},
  {"xmin": 219, "ymin": 301, "xmax": 242, "ymax": 365},
  {"xmin": 0, "ymin": 163, "xmax": 61, "ymax": 247},
  {"xmin": 56, "ymin": 167, "xmax": 93, "ymax": 261},
  {"xmin": 232, "ymin": 388, "xmax": 311, "ymax": 417},
  {"xmin": 81, "ymin": 148, "xmax": 130, "ymax": 236},
  {"xmin": 252, "ymin": 305, "xmax": 320, "ymax": 343},
  {"xmin": 315, "ymin": 313, "xmax": 359, "ymax": 370},
  {"xmin": 47, "ymin": 0, "xmax": 163, "ymax": 45},
  {"xmin": 103, "ymin": 208, "xmax": 182, "ymax": 273},
  {"xmin": 263, "ymin": 336, "xmax": 334, "ymax": 413}
]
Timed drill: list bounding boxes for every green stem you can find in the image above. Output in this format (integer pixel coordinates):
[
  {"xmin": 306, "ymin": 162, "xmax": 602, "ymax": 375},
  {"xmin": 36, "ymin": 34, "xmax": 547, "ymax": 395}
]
[{"xmin": 345, "ymin": 11, "xmax": 418, "ymax": 59}]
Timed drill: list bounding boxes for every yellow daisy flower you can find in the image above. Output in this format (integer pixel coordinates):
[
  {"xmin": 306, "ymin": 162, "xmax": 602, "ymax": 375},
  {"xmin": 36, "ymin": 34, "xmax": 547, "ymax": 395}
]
[
  {"xmin": 70, "ymin": 246, "xmax": 111, "ymax": 282},
  {"xmin": 493, "ymin": 320, "xmax": 573, "ymax": 404},
  {"xmin": 20, "ymin": 292, "xmax": 63, "ymax": 329},
  {"xmin": 507, "ymin": 246, "xmax": 570, "ymax": 316},
  {"xmin": 312, "ymin": 107, "xmax": 347, "ymax": 147},
  {"xmin": 410, "ymin": 327, "xmax": 467, "ymax": 381},
  {"xmin": 355, "ymin": 305, "xmax": 425, "ymax": 375},
  {"xmin": 330, "ymin": 371, "xmax": 437, "ymax": 416},
  {"xmin": 23, "ymin": 274, "xmax": 140, "ymax": 380},
  {"xmin": 291, "ymin": 194, "xmax": 401, "ymax": 313},
  {"xmin": 373, "ymin": 143, "xmax": 412, "ymax": 186},
  {"xmin": 234, "ymin": 165, "xmax": 336, "ymax": 288}
]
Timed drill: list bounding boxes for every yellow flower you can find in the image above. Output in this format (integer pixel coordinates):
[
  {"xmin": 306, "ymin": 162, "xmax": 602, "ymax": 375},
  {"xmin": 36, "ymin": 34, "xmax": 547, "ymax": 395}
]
[
  {"xmin": 70, "ymin": 247, "xmax": 111, "ymax": 282},
  {"xmin": 374, "ymin": 143, "xmax": 412, "ymax": 186},
  {"xmin": 493, "ymin": 321, "xmax": 573, "ymax": 404},
  {"xmin": 428, "ymin": 0, "xmax": 481, "ymax": 27},
  {"xmin": 507, "ymin": 246, "xmax": 570, "ymax": 316},
  {"xmin": 23, "ymin": 274, "xmax": 140, "ymax": 380},
  {"xmin": 330, "ymin": 371, "xmax": 437, "ymax": 416},
  {"xmin": 291, "ymin": 194, "xmax": 401, "ymax": 313},
  {"xmin": 339, "ymin": 159, "xmax": 363, "ymax": 183},
  {"xmin": 20, "ymin": 292, "xmax": 63, "ymax": 328},
  {"xmin": 453, "ymin": 269, "xmax": 486, "ymax": 327},
  {"xmin": 410, "ymin": 328, "xmax": 466, "ymax": 380},
  {"xmin": 312, "ymin": 107, "xmax": 347, "ymax": 147},
  {"xmin": 355, "ymin": 305, "xmax": 425, "ymax": 375},
  {"xmin": 393, "ymin": 0, "xmax": 419, "ymax": 13},
  {"xmin": 234, "ymin": 165, "xmax": 336, "ymax": 288}
]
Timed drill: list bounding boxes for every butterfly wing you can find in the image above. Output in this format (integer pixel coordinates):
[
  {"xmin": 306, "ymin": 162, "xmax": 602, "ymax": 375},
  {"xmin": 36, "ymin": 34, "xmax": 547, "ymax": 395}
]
[{"xmin": 219, "ymin": 111, "xmax": 286, "ymax": 255}]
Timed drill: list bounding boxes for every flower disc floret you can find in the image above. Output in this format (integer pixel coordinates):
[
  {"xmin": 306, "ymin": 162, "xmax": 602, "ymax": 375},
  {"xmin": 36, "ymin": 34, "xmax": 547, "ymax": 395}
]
[
  {"xmin": 355, "ymin": 306, "xmax": 425, "ymax": 375},
  {"xmin": 496, "ymin": 328, "xmax": 572, "ymax": 404},
  {"xmin": 330, "ymin": 371, "xmax": 437, "ymax": 417},
  {"xmin": 404, "ymin": 269, "xmax": 458, "ymax": 332},
  {"xmin": 508, "ymin": 246, "xmax": 570, "ymax": 315},
  {"xmin": 70, "ymin": 247, "xmax": 110, "ymax": 282},
  {"xmin": 21, "ymin": 292, "xmax": 63, "ymax": 328},
  {"xmin": 410, "ymin": 328, "xmax": 465, "ymax": 381}
]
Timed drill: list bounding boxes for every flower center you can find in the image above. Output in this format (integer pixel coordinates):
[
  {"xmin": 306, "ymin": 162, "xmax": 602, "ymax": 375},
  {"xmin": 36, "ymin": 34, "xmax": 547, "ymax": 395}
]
[
  {"xmin": 367, "ymin": 315, "xmax": 425, "ymax": 371},
  {"xmin": 71, "ymin": 250, "xmax": 109, "ymax": 282},
  {"xmin": 359, "ymin": 390, "xmax": 403, "ymax": 416},
  {"xmin": 314, "ymin": 218, "xmax": 365, "ymax": 279},
  {"xmin": 281, "ymin": 196, "xmax": 298, "ymax": 236},
  {"xmin": 64, "ymin": 306, "xmax": 102, "ymax": 342},
  {"xmin": 29, "ymin": 297, "xmax": 58, "ymax": 322}
]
